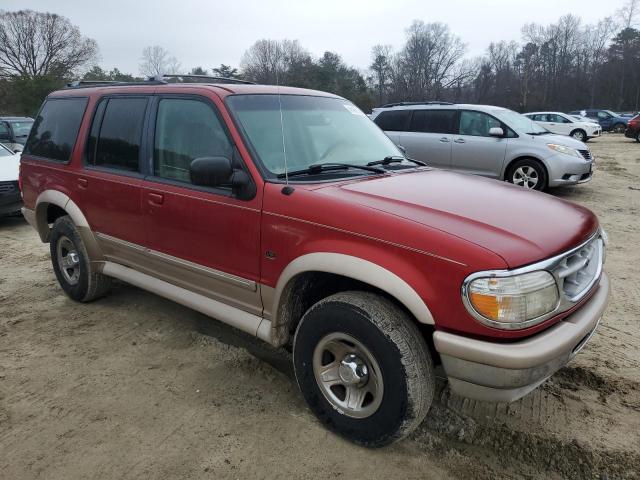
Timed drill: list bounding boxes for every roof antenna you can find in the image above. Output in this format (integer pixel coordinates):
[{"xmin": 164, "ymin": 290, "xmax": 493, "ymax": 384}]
[{"xmin": 276, "ymin": 67, "xmax": 292, "ymax": 193}]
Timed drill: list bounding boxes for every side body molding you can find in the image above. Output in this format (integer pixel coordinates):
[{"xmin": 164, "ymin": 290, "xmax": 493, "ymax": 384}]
[
  {"xmin": 269, "ymin": 252, "xmax": 435, "ymax": 345},
  {"xmin": 32, "ymin": 190, "xmax": 104, "ymax": 262}
]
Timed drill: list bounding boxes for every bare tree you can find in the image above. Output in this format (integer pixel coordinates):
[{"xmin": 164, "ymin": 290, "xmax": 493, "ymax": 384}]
[
  {"xmin": 139, "ymin": 45, "xmax": 181, "ymax": 77},
  {"xmin": 618, "ymin": 0, "xmax": 640, "ymax": 28},
  {"xmin": 240, "ymin": 39, "xmax": 309, "ymax": 84},
  {"xmin": 0, "ymin": 10, "xmax": 98, "ymax": 78},
  {"xmin": 369, "ymin": 44, "xmax": 393, "ymax": 103},
  {"xmin": 390, "ymin": 21, "xmax": 467, "ymax": 101}
]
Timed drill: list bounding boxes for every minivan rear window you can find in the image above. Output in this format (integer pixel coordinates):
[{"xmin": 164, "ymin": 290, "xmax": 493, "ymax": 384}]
[
  {"xmin": 24, "ymin": 98, "xmax": 88, "ymax": 162},
  {"xmin": 374, "ymin": 110, "xmax": 411, "ymax": 132},
  {"xmin": 409, "ymin": 110, "xmax": 456, "ymax": 134}
]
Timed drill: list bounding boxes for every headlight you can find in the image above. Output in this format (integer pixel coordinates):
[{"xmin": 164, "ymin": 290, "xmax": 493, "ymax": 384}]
[
  {"xmin": 463, "ymin": 271, "xmax": 559, "ymax": 329},
  {"xmin": 547, "ymin": 143, "xmax": 583, "ymax": 158}
]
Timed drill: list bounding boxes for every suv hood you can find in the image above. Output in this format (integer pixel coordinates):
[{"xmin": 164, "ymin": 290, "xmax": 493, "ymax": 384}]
[{"xmin": 319, "ymin": 170, "xmax": 598, "ymax": 268}]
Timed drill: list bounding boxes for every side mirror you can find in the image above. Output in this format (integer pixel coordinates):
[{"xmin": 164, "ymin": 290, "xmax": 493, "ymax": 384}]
[
  {"xmin": 189, "ymin": 156, "xmax": 256, "ymax": 200},
  {"xmin": 489, "ymin": 127, "xmax": 504, "ymax": 137}
]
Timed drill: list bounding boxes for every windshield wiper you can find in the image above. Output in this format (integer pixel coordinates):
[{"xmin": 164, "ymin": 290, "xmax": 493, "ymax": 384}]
[
  {"xmin": 276, "ymin": 162, "xmax": 386, "ymax": 179},
  {"xmin": 367, "ymin": 155, "xmax": 427, "ymax": 167},
  {"xmin": 527, "ymin": 131, "xmax": 552, "ymax": 135}
]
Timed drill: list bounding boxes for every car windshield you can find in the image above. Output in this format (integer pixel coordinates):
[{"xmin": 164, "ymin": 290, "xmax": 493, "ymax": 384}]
[
  {"xmin": 226, "ymin": 94, "xmax": 402, "ymax": 177},
  {"xmin": 492, "ymin": 109, "xmax": 548, "ymax": 134},
  {"xmin": 10, "ymin": 120, "xmax": 33, "ymax": 137}
]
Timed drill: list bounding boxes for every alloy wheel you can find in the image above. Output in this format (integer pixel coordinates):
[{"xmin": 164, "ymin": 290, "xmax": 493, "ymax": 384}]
[{"xmin": 512, "ymin": 166, "xmax": 539, "ymax": 189}]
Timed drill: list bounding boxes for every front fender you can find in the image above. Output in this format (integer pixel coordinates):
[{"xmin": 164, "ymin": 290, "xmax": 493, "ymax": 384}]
[{"xmin": 268, "ymin": 252, "xmax": 435, "ymax": 344}]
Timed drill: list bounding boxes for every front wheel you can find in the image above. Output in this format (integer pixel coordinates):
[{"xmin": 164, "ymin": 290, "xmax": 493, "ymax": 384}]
[
  {"xmin": 570, "ymin": 129, "xmax": 587, "ymax": 142},
  {"xmin": 293, "ymin": 291, "xmax": 434, "ymax": 447},
  {"xmin": 506, "ymin": 159, "xmax": 548, "ymax": 191}
]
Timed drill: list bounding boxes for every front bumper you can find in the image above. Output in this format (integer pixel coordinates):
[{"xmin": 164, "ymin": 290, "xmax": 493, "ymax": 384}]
[
  {"xmin": 546, "ymin": 153, "xmax": 593, "ymax": 187},
  {"xmin": 433, "ymin": 272, "xmax": 610, "ymax": 402}
]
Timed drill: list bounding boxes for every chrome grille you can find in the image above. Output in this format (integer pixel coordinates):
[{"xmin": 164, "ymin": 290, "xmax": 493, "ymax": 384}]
[
  {"xmin": 553, "ymin": 236, "xmax": 602, "ymax": 301},
  {"xmin": 578, "ymin": 149, "xmax": 592, "ymax": 160}
]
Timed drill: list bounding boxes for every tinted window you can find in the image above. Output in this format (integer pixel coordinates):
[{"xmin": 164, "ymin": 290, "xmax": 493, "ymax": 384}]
[
  {"xmin": 89, "ymin": 97, "xmax": 148, "ymax": 171},
  {"xmin": 154, "ymin": 98, "xmax": 232, "ymax": 183},
  {"xmin": 374, "ymin": 110, "xmax": 411, "ymax": 132},
  {"xmin": 459, "ymin": 111, "xmax": 502, "ymax": 137},
  {"xmin": 0, "ymin": 122, "xmax": 10, "ymax": 141},
  {"xmin": 24, "ymin": 98, "xmax": 87, "ymax": 162},
  {"xmin": 409, "ymin": 110, "xmax": 456, "ymax": 134}
]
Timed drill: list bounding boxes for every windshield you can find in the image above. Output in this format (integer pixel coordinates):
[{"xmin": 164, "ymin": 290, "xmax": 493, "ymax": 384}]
[
  {"xmin": 10, "ymin": 120, "xmax": 33, "ymax": 144},
  {"xmin": 492, "ymin": 109, "xmax": 548, "ymax": 134},
  {"xmin": 603, "ymin": 110, "xmax": 618, "ymax": 118},
  {"xmin": 227, "ymin": 95, "xmax": 402, "ymax": 178}
]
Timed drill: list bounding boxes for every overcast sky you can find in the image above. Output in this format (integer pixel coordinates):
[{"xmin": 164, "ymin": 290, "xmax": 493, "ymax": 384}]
[{"xmin": 4, "ymin": 0, "xmax": 623, "ymax": 76}]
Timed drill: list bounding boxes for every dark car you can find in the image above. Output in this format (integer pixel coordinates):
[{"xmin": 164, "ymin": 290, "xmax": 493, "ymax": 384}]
[
  {"xmin": 568, "ymin": 109, "xmax": 628, "ymax": 133},
  {"xmin": 624, "ymin": 114, "xmax": 640, "ymax": 142},
  {"xmin": 0, "ymin": 116, "xmax": 35, "ymax": 152}
]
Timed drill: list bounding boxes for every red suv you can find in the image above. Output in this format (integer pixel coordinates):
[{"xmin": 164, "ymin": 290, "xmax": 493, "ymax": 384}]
[
  {"xmin": 20, "ymin": 77, "xmax": 610, "ymax": 446},
  {"xmin": 625, "ymin": 114, "xmax": 640, "ymax": 141}
]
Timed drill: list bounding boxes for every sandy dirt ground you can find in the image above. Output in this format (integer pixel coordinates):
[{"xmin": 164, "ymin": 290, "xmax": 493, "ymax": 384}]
[{"xmin": 1, "ymin": 134, "xmax": 639, "ymax": 479}]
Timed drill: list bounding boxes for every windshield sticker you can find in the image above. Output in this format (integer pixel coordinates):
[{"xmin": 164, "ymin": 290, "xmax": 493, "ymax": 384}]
[{"xmin": 343, "ymin": 104, "xmax": 365, "ymax": 116}]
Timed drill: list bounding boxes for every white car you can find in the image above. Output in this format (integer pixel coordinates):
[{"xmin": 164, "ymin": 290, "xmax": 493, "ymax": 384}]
[
  {"xmin": 525, "ymin": 111, "xmax": 601, "ymax": 142},
  {"xmin": 0, "ymin": 142, "xmax": 22, "ymax": 216}
]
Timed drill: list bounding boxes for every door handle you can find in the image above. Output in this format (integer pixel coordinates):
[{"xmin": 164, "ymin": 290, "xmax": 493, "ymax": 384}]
[
  {"xmin": 439, "ymin": 137, "xmax": 450, "ymax": 143},
  {"xmin": 454, "ymin": 138, "xmax": 466, "ymax": 144},
  {"xmin": 148, "ymin": 193, "xmax": 164, "ymax": 206},
  {"xmin": 78, "ymin": 178, "xmax": 88, "ymax": 189}
]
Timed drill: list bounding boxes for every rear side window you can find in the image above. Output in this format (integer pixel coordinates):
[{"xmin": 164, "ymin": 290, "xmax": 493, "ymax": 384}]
[
  {"xmin": 24, "ymin": 98, "xmax": 88, "ymax": 162},
  {"xmin": 87, "ymin": 97, "xmax": 148, "ymax": 172},
  {"xmin": 374, "ymin": 110, "xmax": 411, "ymax": 132},
  {"xmin": 154, "ymin": 98, "xmax": 232, "ymax": 183},
  {"xmin": 409, "ymin": 110, "xmax": 456, "ymax": 134}
]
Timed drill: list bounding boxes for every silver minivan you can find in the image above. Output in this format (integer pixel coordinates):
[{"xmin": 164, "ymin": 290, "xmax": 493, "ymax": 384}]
[{"xmin": 371, "ymin": 102, "xmax": 593, "ymax": 190}]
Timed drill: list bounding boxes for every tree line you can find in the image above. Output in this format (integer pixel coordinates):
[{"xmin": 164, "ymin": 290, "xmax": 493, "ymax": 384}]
[{"xmin": 0, "ymin": 3, "xmax": 639, "ymax": 117}]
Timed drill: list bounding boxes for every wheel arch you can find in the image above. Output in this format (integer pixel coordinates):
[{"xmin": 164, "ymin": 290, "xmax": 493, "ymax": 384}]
[
  {"xmin": 267, "ymin": 253, "xmax": 435, "ymax": 347},
  {"xmin": 503, "ymin": 155, "xmax": 549, "ymax": 182},
  {"xmin": 34, "ymin": 190, "xmax": 103, "ymax": 261}
]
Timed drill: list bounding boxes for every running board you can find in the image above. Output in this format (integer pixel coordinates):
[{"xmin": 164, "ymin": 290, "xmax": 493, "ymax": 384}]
[{"xmin": 102, "ymin": 261, "xmax": 273, "ymax": 344}]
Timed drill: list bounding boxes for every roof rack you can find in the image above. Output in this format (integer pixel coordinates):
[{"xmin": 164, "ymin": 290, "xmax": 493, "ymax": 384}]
[
  {"xmin": 381, "ymin": 101, "xmax": 455, "ymax": 108},
  {"xmin": 65, "ymin": 79, "xmax": 165, "ymax": 89},
  {"xmin": 65, "ymin": 74, "xmax": 255, "ymax": 89},
  {"xmin": 149, "ymin": 74, "xmax": 255, "ymax": 85}
]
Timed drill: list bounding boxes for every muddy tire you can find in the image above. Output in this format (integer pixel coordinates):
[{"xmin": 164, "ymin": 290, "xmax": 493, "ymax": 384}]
[
  {"xmin": 50, "ymin": 215, "xmax": 111, "ymax": 302},
  {"xmin": 293, "ymin": 291, "xmax": 434, "ymax": 447}
]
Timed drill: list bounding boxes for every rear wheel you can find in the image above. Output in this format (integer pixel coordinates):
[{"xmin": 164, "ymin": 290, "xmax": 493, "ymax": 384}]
[
  {"xmin": 50, "ymin": 215, "xmax": 111, "ymax": 302},
  {"xmin": 293, "ymin": 291, "xmax": 434, "ymax": 447},
  {"xmin": 506, "ymin": 158, "xmax": 548, "ymax": 191},
  {"xmin": 636, "ymin": 131, "xmax": 640, "ymax": 143},
  {"xmin": 612, "ymin": 123, "xmax": 626, "ymax": 134},
  {"xmin": 570, "ymin": 129, "xmax": 587, "ymax": 142}
]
